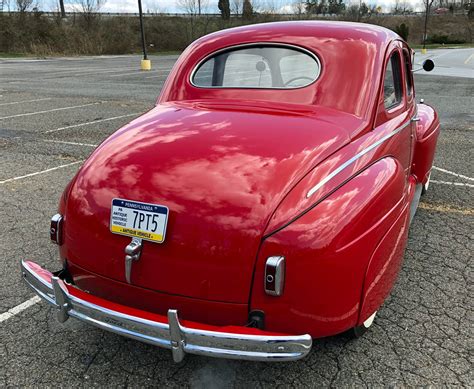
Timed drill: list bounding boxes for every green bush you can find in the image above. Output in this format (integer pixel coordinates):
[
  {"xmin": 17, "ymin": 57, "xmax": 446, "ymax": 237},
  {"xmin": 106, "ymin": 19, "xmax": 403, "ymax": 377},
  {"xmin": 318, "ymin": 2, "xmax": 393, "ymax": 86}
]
[
  {"xmin": 394, "ymin": 23, "xmax": 409, "ymax": 41},
  {"xmin": 427, "ymin": 34, "xmax": 466, "ymax": 44}
]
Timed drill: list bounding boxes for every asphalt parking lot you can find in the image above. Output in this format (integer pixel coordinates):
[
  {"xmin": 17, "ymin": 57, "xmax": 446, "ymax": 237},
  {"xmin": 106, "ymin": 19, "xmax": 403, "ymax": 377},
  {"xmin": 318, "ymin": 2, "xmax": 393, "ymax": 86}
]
[{"xmin": 0, "ymin": 50, "xmax": 473, "ymax": 387}]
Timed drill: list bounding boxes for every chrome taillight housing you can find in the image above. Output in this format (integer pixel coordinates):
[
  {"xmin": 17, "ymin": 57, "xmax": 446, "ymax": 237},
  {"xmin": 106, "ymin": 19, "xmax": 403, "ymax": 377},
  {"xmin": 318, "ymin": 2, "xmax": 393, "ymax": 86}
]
[
  {"xmin": 50, "ymin": 214, "xmax": 63, "ymax": 245},
  {"xmin": 264, "ymin": 256, "xmax": 285, "ymax": 296}
]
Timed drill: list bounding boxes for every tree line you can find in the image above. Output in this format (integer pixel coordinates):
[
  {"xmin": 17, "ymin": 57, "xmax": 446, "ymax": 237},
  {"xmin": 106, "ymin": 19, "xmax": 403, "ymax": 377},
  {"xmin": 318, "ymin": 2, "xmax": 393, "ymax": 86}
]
[
  {"xmin": 2, "ymin": 0, "xmax": 472, "ymax": 17},
  {"xmin": 0, "ymin": 0, "xmax": 471, "ymax": 55}
]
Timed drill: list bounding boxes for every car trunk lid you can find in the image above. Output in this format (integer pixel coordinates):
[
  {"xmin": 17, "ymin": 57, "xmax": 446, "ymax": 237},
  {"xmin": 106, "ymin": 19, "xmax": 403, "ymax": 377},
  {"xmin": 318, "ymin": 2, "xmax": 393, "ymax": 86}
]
[{"xmin": 63, "ymin": 102, "xmax": 357, "ymax": 303}]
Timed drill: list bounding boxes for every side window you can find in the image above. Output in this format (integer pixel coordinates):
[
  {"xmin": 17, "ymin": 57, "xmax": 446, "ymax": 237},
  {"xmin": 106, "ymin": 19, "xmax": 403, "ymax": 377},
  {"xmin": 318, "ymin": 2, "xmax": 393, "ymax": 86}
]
[
  {"xmin": 383, "ymin": 52, "xmax": 403, "ymax": 110},
  {"xmin": 403, "ymin": 51, "xmax": 413, "ymax": 97}
]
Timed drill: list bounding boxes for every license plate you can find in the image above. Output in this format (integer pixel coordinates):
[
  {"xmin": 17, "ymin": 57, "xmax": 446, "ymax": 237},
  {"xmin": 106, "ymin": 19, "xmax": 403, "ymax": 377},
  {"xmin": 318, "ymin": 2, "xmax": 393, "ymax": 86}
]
[{"xmin": 110, "ymin": 198, "xmax": 169, "ymax": 243}]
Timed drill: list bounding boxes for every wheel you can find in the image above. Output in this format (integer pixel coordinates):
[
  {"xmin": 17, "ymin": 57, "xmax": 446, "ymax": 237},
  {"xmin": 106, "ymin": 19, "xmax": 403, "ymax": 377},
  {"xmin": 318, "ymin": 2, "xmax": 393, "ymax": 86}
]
[
  {"xmin": 421, "ymin": 171, "xmax": 431, "ymax": 196},
  {"xmin": 350, "ymin": 311, "xmax": 377, "ymax": 338}
]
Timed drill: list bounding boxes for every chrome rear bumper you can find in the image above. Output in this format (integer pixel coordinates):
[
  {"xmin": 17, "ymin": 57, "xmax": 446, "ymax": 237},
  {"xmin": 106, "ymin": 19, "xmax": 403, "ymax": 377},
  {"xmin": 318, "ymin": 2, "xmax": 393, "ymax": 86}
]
[{"xmin": 21, "ymin": 260, "xmax": 312, "ymax": 362}]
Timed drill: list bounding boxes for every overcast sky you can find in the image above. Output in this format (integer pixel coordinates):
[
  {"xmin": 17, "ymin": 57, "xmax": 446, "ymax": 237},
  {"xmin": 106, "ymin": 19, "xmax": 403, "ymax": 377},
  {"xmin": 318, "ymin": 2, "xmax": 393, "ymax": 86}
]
[
  {"xmin": 4, "ymin": 0, "xmax": 424, "ymax": 14},
  {"xmin": 93, "ymin": 0, "xmax": 423, "ymax": 13}
]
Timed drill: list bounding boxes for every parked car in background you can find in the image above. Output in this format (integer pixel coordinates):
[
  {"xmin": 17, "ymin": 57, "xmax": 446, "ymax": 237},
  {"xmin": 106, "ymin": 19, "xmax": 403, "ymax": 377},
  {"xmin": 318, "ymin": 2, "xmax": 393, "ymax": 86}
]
[{"xmin": 21, "ymin": 21, "xmax": 439, "ymax": 362}]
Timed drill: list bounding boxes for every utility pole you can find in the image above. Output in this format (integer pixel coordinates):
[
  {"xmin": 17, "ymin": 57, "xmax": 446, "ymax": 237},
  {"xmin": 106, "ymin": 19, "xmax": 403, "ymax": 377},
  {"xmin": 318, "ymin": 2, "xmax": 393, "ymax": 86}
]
[
  {"xmin": 59, "ymin": 0, "xmax": 66, "ymax": 18},
  {"xmin": 138, "ymin": 0, "xmax": 151, "ymax": 70}
]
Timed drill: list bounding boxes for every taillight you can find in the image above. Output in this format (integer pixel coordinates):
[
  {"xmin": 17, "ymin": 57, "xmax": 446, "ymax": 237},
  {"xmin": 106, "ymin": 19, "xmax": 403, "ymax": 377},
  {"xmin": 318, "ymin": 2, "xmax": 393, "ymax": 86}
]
[
  {"xmin": 264, "ymin": 256, "xmax": 285, "ymax": 296},
  {"xmin": 50, "ymin": 214, "xmax": 63, "ymax": 245}
]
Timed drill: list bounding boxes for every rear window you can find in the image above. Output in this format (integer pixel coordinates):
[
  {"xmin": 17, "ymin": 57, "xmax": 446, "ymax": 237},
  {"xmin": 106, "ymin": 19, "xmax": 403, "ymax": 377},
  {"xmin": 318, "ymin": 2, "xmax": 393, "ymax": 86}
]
[{"xmin": 192, "ymin": 45, "xmax": 321, "ymax": 89}]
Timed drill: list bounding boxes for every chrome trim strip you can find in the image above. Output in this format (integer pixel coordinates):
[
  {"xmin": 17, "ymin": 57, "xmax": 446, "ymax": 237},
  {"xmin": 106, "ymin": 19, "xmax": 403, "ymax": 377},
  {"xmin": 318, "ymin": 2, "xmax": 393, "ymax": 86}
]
[
  {"xmin": 306, "ymin": 118, "xmax": 413, "ymax": 199},
  {"xmin": 190, "ymin": 42, "xmax": 322, "ymax": 90},
  {"xmin": 21, "ymin": 260, "xmax": 312, "ymax": 363}
]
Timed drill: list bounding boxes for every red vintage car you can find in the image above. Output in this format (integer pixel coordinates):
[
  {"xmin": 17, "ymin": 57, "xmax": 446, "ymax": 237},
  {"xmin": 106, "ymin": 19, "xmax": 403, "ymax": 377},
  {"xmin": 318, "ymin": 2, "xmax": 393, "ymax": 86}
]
[{"xmin": 21, "ymin": 21, "xmax": 439, "ymax": 362}]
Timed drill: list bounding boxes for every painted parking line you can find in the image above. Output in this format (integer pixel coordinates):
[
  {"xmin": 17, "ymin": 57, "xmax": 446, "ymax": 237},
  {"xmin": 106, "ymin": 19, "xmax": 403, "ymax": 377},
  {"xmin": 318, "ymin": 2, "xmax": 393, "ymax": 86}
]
[
  {"xmin": 145, "ymin": 74, "xmax": 170, "ymax": 79},
  {"xmin": 45, "ymin": 112, "xmax": 141, "ymax": 134},
  {"xmin": 0, "ymin": 296, "xmax": 41, "ymax": 323},
  {"xmin": 432, "ymin": 166, "xmax": 474, "ymax": 181},
  {"xmin": 465, "ymin": 53, "xmax": 474, "ymax": 65},
  {"xmin": 0, "ymin": 67, "xmax": 128, "ymax": 80},
  {"xmin": 0, "ymin": 102, "xmax": 101, "ymax": 120},
  {"xmin": 431, "ymin": 180, "xmax": 474, "ymax": 188},
  {"xmin": 0, "ymin": 160, "xmax": 83, "ymax": 185},
  {"xmin": 0, "ymin": 98, "xmax": 52, "ymax": 106},
  {"xmin": 0, "ymin": 55, "xmax": 136, "ymax": 63},
  {"xmin": 418, "ymin": 202, "xmax": 474, "ymax": 215},
  {"xmin": 71, "ymin": 68, "xmax": 139, "ymax": 77},
  {"xmin": 109, "ymin": 71, "xmax": 148, "ymax": 77},
  {"xmin": 109, "ymin": 67, "xmax": 172, "ymax": 78},
  {"xmin": 43, "ymin": 139, "xmax": 98, "ymax": 147},
  {"xmin": 26, "ymin": 67, "xmax": 140, "ymax": 79}
]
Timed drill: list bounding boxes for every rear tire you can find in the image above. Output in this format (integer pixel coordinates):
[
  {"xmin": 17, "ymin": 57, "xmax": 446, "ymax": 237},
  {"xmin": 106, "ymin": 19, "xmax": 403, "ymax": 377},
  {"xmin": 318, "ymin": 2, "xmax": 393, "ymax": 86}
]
[{"xmin": 350, "ymin": 311, "xmax": 377, "ymax": 338}]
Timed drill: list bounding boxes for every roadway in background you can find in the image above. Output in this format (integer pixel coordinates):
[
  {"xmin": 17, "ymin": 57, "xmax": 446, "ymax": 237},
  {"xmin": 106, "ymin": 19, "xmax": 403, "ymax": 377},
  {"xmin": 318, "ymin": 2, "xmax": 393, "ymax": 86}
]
[{"xmin": 416, "ymin": 47, "xmax": 474, "ymax": 78}]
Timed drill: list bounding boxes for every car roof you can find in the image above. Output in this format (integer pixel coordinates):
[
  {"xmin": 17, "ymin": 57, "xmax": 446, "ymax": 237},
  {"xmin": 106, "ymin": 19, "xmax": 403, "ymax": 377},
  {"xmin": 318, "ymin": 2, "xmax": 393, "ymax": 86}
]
[
  {"xmin": 159, "ymin": 21, "xmax": 402, "ymax": 124},
  {"xmin": 196, "ymin": 21, "xmax": 399, "ymax": 50}
]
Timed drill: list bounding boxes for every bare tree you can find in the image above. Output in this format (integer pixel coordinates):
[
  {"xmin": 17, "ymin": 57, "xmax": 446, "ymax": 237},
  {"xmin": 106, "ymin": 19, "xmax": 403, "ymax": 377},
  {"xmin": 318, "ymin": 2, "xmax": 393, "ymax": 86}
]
[
  {"xmin": 291, "ymin": 0, "xmax": 306, "ymax": 17},
  {"xmin": 231, "ymin": 0, "xmax": 243, "ymax": 15},
  {"xmin": 78, "ymin": 0, "xmax": 104, "ymax": 14},
  {"xmin": 345, "ymin": 4, "xmax": 359, "ymax": 20},
  {"xmin": 392, "ymin": 0, "xmax": 412, "ymax": 14},
  {"xmin": 73, "ymin": 0, "xmax": 104, "ymax": 29},
  {"xmin": 144, "ymin": 0, "xmax": 168, "ymax": 14},
  {"xmin": 258, "ymin": 0, "xmax": 285, "ymax": 14},
  {"xmin": 249, "ymin": 0, "xmax": 264, "ymax": 13},
  {"xmin": 177, "ymin": 0, "xmax": 211, "ymax": 41},
  {"xmin": 178, "ymin": 0, "xmax": 201, "ymax": 15},
  {"xmin": 16, "ymin": 0, "xmax": 33, "ymax": 12}
]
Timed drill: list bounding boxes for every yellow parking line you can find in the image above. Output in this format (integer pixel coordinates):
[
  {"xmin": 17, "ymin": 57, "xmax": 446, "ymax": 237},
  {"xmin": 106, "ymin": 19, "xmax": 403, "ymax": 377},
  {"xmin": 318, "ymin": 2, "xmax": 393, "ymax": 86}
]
[
  {"xmin": 419, "ymin": 202, "xmax": 474, "ymax": 215},
  {"xmin": 465, "ymin": 53, "xmax": 474, "ymax": 64}
]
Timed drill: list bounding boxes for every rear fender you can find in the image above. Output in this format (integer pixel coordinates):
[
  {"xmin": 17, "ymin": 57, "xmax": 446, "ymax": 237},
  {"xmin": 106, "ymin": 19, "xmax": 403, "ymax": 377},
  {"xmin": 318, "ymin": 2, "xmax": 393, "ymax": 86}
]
[
  {"xmin": 358, "ymin": 201, "xmax": 410, "ymax": 325},
  {"xmin": 412, "ymin": 104, "xmax": 440, "ymax": 184},
  {"xmin": 251, "ymin": 157, "xmax": 407, "ymax": 337}
]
